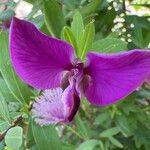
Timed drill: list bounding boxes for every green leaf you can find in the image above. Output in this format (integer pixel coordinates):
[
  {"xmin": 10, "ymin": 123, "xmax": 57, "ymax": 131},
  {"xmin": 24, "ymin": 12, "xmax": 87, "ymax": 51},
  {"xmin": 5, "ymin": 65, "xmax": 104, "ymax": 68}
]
[
  {"xmin": 94, "ymin": 7, "xmax": 116, "ymax": 38},
  {"xmin": 132, "ymin": 24, "xmax": 143, "ymax": 48},
  {"xmin": 62, "ymin": 143, "xmax": 75, "ymax": 150},
  {"xmin": 107, "ymin": 32, "xmax": 119, "ymax": 39},
  {"xmin": 71, "ymin": 11, "xmax": 84, "ymax": 41},
  {"xmin": 126, "ymin": 15, "xmax": 150, "ymax": 48},
  {"xmin": 94, "ymin": 112, "xmax": 111, "ymax": 125},
  {"xmin": 31, "ymin": 15, "xmax": 44, "ymax": 29},
  {"xmin": 0, "ymin": 140, "xmax": 5, "ymax": 150},
  {"xmin": 43, "ymin": 0, "xmax": 65, "ymax": 37},
  {"xmin": 0, "ymin": 79, "xmax": 17, "ymax": 102},
  {"xmin": 134, "ymin": 126, "xmax": 150, "ymax": 149},
  {"xmin": 99, "ymin": 141, "xmax": 105, "ymax": 150},
  {"xmin": 77, "ymin": 139, "xmax": 100, "ymax": 150},
  {"xmin": 32, "ymin": 120, "xmax": 61, "ymax": 150},
  {"xmin": 132, "ymin": 4, "xmax": 150, "ymax": 9},
  {"xmin": 0, "ymin": 120, "xmax": 10, "ymax": 132},
  {"xmin": 92, "ymin": 38, "xmax": 127, "ymax": 53},
  {"xmin": 79, "ymin": 0, "xmax": 102, "ymax": 17},
  {"xmin": 116, "ymin": 115, "xmax": 131, "ymax": 137},
  {"xmin": 79, "ymin": 22, "xmax": 95, "ymax": 59},
  {"xmin": 109, "ymin": 137, "xmax": 123, "ymax": 148},
  {"xmin": 0, "ymin": 9, "xmax": 15, "ymax": 21},
  {"xmin": 40, "ymin": 23, "xmax": 51, "ymax": 36},
  {"xmin": 0, "ymin": 92, "xmax": 11, "ymax": 122},
  {"xmin": 0, "ymin": 32, "xmax": 34, "ymax": 104},
  {"xmin": 26, "ymin": 119, "xmax": 35, "ymax": 148},
  {"xmin": 139, "ymin": 89, "xmax": 150, "ymax": 97},
  {"xmin": 100, "ymin": 127, "xmax": 120, "ymax": 138},
  {"xmin": 62, "ymin": 26, "xmax": 78, "ymax": 53},
  {"xmin": 75, "ymin": 114, "xmax": 90, "ymax": 139},
  {"xmin": 27, "ymin": 145, "xmax": 39, "ymax": 150},
  {"xmin": 5, "ymin": 126, "xmax": 23, "ymax": 150}
]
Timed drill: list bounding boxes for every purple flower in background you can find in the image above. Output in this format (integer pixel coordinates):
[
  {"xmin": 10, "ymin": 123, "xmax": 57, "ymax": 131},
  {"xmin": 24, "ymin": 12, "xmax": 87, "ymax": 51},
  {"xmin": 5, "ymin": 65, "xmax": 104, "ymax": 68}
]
[{"xmin": 10, "ymin": 17, "xmax": 150, "ymax": 125}]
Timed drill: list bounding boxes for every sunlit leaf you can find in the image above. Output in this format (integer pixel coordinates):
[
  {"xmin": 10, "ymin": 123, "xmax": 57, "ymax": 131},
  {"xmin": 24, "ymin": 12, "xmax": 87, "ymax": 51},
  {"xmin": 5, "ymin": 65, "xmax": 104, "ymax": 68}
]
[
  {"xmin": 62, "ymin": 26, "xmax": 78, "ymax": 53},
  {"xmin": 71, "ymin": 10, "xmax": 84, "ymax": 41},
  {"xmin": 79, "ymin": 22, "xmax": 95, "ymax": 59},
  {"xmin": 132, "ymin": 4, "xmax": 150, "ymax": 9}
]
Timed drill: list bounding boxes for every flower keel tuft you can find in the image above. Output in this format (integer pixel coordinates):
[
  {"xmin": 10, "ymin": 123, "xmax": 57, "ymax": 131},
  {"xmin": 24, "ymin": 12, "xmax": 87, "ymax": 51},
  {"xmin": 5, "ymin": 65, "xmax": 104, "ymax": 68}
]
[{"xmin": 32, "ymin": 86, "xmax": 80, "ymax": 126}]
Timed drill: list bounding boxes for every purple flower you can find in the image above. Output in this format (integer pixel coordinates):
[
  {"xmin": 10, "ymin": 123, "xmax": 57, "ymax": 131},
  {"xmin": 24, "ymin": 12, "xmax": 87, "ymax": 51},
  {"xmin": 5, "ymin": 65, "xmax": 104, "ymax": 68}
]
[
  {"xmin": 32, "ymin": 87, "xmax": 80, "ymax": 126},
  {"xmin": 10, "ymin": 17, "xmax": 150, "ymax": 125},
  {"xmin": 0, "ymin": 19, "xmax": 11, "ymax": 31}
]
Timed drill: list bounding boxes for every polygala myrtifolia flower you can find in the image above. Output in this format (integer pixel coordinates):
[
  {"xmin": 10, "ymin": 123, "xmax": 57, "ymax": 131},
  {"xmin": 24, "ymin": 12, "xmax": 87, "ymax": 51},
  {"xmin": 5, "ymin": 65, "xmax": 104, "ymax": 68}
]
[{"xmin": 10, "ymin": 17, "xmax": 150, "ymax": 126}]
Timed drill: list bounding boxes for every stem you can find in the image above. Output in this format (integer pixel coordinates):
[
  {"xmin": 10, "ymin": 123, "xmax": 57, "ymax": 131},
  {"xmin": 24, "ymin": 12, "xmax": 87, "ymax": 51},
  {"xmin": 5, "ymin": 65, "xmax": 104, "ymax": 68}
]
[
  {"xmin": 0, "ymin": 116, "xmax": 23, "ymax": 141},
  {"xmin": 122, "ymin": 0, "xmax": 129, "ymax": 40},
  {"xmin": 122, "ymin": 0, "xmax": 126, "ymax": 15}
]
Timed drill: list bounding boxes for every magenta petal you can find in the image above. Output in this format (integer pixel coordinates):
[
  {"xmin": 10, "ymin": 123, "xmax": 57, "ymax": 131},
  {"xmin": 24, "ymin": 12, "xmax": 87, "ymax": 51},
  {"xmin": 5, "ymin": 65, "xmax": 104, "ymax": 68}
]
[
  {"xmin": 84, "ymin": 49, "xmax": 150, "ymax": 106},
  {"xmin": 10, "ymin": 17, "xmax": 74, "ymax": 89},
  {"xmin": 32, "ymin": 86, "xmax": 80, "ymax": 126},
  {"xmin": 61, "ymin": 85, "xmax": 80, "ymax": 122}
]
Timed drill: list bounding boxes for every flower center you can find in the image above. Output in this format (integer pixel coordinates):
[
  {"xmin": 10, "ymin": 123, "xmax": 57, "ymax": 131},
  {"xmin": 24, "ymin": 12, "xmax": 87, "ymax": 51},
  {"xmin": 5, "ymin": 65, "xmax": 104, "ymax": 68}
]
[
  {"xmin": 71, "ymin": 62, "xmax": 84, "ymax": 77},
  {"xmin": 61, "ymin": 62, "xmax": 84, "ymax": 90},
  {"xmin": 61, "ymin": 61, "xmax": 91, "ymax": 98}
]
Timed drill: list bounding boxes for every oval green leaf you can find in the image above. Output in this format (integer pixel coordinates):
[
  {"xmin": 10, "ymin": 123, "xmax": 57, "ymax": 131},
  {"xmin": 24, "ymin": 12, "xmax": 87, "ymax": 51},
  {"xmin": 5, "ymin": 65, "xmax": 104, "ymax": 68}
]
[
  {"xmin": 71, "ymin": 10, "xmax": 84, "ymax": 41},
  {"xmin": 5, "ymin": 126, "xmax": 23, "ymax": 150},
  {"xmin": 62, "ymin": 26, "xmax": 78, "ymax": 54},
  {"xmin": 79, "ymin": 22, "xmax": 95, "ymax": 59}
]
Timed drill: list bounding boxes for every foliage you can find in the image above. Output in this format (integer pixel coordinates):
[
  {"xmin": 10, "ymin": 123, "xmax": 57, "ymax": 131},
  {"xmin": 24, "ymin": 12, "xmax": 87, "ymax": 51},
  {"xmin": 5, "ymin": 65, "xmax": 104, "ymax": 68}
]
[{"xmin": 0, "ymin": 0, "xmax": 150, "ymax": 150}]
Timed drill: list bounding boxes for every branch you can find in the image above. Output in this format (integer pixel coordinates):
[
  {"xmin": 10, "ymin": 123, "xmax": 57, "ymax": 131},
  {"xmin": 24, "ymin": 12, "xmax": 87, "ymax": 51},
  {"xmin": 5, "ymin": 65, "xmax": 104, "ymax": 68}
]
[{"xmin": 0, "ymin": 116, "xmax": 23, "ymax": 141}]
